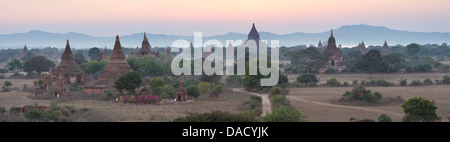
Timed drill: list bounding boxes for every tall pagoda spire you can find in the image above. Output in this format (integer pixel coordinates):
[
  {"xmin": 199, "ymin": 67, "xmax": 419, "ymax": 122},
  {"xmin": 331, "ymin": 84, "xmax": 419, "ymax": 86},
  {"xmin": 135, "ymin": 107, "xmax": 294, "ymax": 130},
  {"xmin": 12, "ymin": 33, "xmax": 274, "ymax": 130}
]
[
  {"xmin": 327, "ymin": 29, "xmax": 336, "ymax": 49},
  {"xmin": 140, "ymin": 32, "xmax": 151, "ymax": 55},
  {"xmin": 61, "ymin": 40, "xmax": 74, "ymax": 61},
  {"xmin": 247, "ymin": 23, "xmax": 260, "ymax": 42}
]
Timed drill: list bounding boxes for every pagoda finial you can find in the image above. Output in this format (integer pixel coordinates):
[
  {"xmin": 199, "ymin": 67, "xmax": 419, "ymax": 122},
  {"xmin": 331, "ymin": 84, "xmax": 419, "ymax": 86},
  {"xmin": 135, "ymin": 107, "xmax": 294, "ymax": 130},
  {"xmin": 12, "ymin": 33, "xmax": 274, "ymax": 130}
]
[
  {"xmin": 116, "ymin": 35, "xmax": 119, "ymax": 40},
  {"xmin": 144, "ymin": 32, "xmax": 147, "ymax": 39},
  {"xmin": 330, "ymin": 29, "xmax": 334, "ymax": 37}
]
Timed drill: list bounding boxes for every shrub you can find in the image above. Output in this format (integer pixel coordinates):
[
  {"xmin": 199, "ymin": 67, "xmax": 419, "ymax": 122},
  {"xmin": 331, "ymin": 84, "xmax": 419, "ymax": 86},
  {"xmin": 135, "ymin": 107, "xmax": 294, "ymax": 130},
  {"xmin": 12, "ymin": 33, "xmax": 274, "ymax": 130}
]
[
  {"xmin": 352, "ymin": 80, "xmax": 358, "ymax": 86},
  {"xmin": 269, "ymin": 87, "xmax": 282, "ymax": 98},
  {"xmin": 3, "ymin": 80, "xmax": 12, "ymax": 88},
  {"xmin": 400, "ymin": 79, "xmax": 407, "ymax": 86},
  {"xmin": 423, "ymin": 78, "xmax": 434, "ymax": 85},
  {"xmin": 186, "ymin": 86, "xmax": 200, "ymax": 98},
  {"xmin": 409, "ymin": 80, "xmax": 423, "ymax": 86},
  {"xmin": 324, "ymin": 68, "xmax": 338, "ymax": 74},
  {"xmin": 378, "ymin": 114, "xmax": 392, "ymax": 122},
  {"xmin": 262, "ymin": 106, "xmax": 307, "ymax": 122},
  {"xmin": 128, "ymin": 95, "xmax": 136, "ymax": 103},
  {"xmin": 339, "ymin": 85, "xmax": 382, "ymax": 104},
  {"xmin": 442, "ymin": 75, "xmax": 450, "ymax": 85},
  {"xmin": 23, "ymin": 109, "xmax": 45, "ymax": 122},
  {"xmin": 214, "ymin": 85, "xmax": 224, "ymax": 95},
  {"xmin": 173, "ymin": 111, "xmax": 255, "ymax": 122},
  {"xmin": 343, "ymin": 82, "xmax": 349, "ymax": 87},
  {"xmin": 297, "ymin": 74, "xmax": 319, "ymax": 84},
  {"xmin": 401, "ymin": 97, "xmax": 441, "ymax": 122},
  {"xmin": 326, "ymin": 78, "xmax": 340, "ymax": 87},
  {"xmin": 278, "ymin": 73, "xmax": 289, "ymax": 85},
  {"xmin": 250, "ymin": 95, "xmax": 262, "ymax": 102},
  {"xmin": 0, "ymin": 107, "xmax": 6, "ymax": 114},
  {"xmin": 149, "ymin": 77, "xmax": 165, "ymax": 96},
  {"xmin": 240, "ymin": 110, "xmax": 261, "ymax": 122},
  {"xmin": 270, "ymin": 95, "xmax": 291, "ymax": 110},
  {"xmin": 197, "ymin": 82, "xmax": 211, "ymax": 95},
  {"xmin": 161, "ymin": 86, "xmax": 175, "ymax": 99}
]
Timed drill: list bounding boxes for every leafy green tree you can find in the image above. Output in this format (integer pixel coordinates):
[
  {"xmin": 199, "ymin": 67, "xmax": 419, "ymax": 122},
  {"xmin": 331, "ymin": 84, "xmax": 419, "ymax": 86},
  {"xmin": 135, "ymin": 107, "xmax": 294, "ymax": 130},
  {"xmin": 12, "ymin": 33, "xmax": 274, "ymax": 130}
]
[
  {"xmin": 186, "ymin": 85, "xmax": 200, "ymax": 98},
  {"xmin": 74, "ymin": 51, "xmax": 88, "ymax": 70},
  {"xmin": 88, "ymin": 47, "xmax": 102, "ymax": 61},
  {"xmin": 289, "ymin": 47, "xmax": 325, "ymax": 74},
  {"xmin": 21, "ymin": 51, "xmax": 36, "ymax": 62},
  {"xmin": 406, "ymin": 43, "xmax": 420, "ymax": 57},
  {"xmin": 197, "ymin": 82, "xmax": 211, "ymax": 95},
  {"xmin": 382, "ymin": 53, "xmax": 404, "ymax": 73},
  {"xmin": 262, "ymin": 106, "xmax": 307, "ymax": 122},
  {"xmin": 3, "ymin": 81, "xmax": 12, "ymax": 89},
  {"xmin": 85, "ymin": 60, "xmax": 107, "ymax": 74},
  {"xmin": 23, "ymin": 56, "xmax": 55, "ymax": 75},
  {"xmin": 401, "ymin": 97, "xmax": 441, "ymax": 122},
  {"xmin": 356, "ymin": 49, "xmax": 386, "ymax": 78},
  {"xmin": 326, "ymin": 77, "xmax": 340, "ymax": 87},
  {"xmin": 297, "ymin": 74, "xmax": 319, "ymax": 84},
  {"xmin": 378, "ymin": 114, "xmax": 392, "ymax": 122},
  {"xmin": 270, "ymin": 95, "xmax": 291, "ymax": 110},
  {"xmin": 149, "ymin": 77, "xmax": 165, "ymax": 96},
  {"xmin": 114, "ymin": 71, "xmax": 142, "ymax": 94},
  {"xmin": 7, "ymin": 59, "xmax": 23, "ymax": 76},
  {"xmin": 23, "ymin": 109, "xmax": 44, "ymax": 122},
  {"xmin": 214, "ymin": 85, "xmax": 224, "ymax": 94},
  {"xmin": 278, "ymin": 73, "xmax": 289, "ymax": 85},
  {"xmin": 161, "ymin": 86, "xmax": 175, "ymax": 99},
  {"xmin": 442, "ymin": 75, "xmax": 450, "ymax": 85}
]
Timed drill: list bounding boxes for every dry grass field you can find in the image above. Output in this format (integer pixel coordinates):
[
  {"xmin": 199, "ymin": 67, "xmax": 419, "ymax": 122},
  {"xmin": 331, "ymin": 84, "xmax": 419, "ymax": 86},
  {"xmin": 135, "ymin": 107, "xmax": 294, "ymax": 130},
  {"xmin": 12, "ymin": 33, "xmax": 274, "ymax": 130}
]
[
  {"xmin": 288, "ymin": 86, "xmax": 450, "ymax": 122},
  {"xmin": 287, "ymin": 73, "xmax": 450, "ymax": 84}
]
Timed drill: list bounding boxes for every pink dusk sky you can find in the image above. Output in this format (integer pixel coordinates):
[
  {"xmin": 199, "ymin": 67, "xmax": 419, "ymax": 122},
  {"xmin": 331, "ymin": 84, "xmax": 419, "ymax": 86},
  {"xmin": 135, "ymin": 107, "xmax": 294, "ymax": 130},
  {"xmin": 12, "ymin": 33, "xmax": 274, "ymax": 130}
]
[{"xmin": 1, "ymin": 0, "xmax": 449, "ymax": 36}]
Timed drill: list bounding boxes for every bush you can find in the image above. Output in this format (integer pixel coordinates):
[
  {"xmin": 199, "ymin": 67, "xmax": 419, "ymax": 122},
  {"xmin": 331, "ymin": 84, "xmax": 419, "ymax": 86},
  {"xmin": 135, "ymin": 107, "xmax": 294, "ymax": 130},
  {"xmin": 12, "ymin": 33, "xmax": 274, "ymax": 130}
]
[
  {"xmin": 352, "ymin": 80, "xmax": 358, "ymax": 86},
  {"xmin": 297, "ymin": 74, "xmax": 319, "ymax": 84},
  {"xmin": 214, "ymin": 85, "xmax": 224, "ymax": 95},
  {"xmin": 343, "ymin": 82, "xmax": 349, "ymax": 87},
  {"xmin": 324, "ymin": 68, "xmax": 338, "ymax": 74},
  {"xmin": 442, "ymin": 75, "xmax": 450, "ymax": 85},
  {"xmin": 240, "ymin": 110, "xmax": 261, "ymax": 122},
  {"xmin": 23, "ymin": 109, "xmax": 45, "ymax": 122},
  {"xmin": 149, "ymin": 78, "xmax": 165, "ymax": 96},
  {"xmin": 250, "ymin": 95, "xmax": 262, "ymax": 102},
  {"xmin": 409, "ymin": 80, "xmax": 423, "ymax": 86},
  {"xmin": 3, "ymin": 80, "xmax": 12, "ymax": 88},
  {"xmin": 269, "ymin": 87, "xmax": 282, "ymax": 98},
  {"xmin": 197, "ymin": 82, "xmax": 211, "ymax": 95},
  {"xmin": 186, "ymin": 86, "xmax": 200, "ymax": 98},
  {"xmin": 270, "ymin": 95, "xmax": 291, "ymax": 110},
  {"xmin": 161, "ymin": 86, "xmax": 175, "ymax": 99},
  {"xmin": 262, "ymin": 106, "xmax": 307, "ymax": 122},
  {"xmin": 378, "ymin": 114, "xmax": 392, "ymax": 122},
  {"xmin": 0, "ymin": 107, "xmax": 6, "ymax": 114},
  {"xmin": 400, "ymin": 79, "xmax": 407, "ymax": 86},
  {"xmin": 339, "ymin": 85, "xmax": 382, "ymax": 104},
  {"xmin": 326, "ymin": 78, "xmax": 340, "ymax": 87},
  {"xmin": 173, "ymin": 111, "xmax": 255, "ymax": 122},
  {"xmin": 414, "ymin": 63, "xmax": 432, "ymax": 72},
  {"xmin": 423, "ymin": 78, "xmax": 434, "ymax": 85},
  {"xmin": 401, "ymin": 97, "xmax": 441, "ymax": 122}
]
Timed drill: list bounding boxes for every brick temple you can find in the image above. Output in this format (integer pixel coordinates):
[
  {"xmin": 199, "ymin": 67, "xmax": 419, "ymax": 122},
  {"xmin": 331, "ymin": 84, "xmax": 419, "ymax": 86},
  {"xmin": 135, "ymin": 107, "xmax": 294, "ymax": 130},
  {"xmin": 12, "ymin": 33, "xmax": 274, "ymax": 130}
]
[
  {"xmin": 43, "ymin": 40, "xmax": 86, "ymax": 88},
  {"xmin": 354, "ymin": 41, "xmax": 367, "ymax": 55},
  {"xmin": 381, "ymin": 40, "xmax": 390, "ymax": 55},
  {"xmin": 323, "ymin": 29, "xmax": 346, "ymax": 68},
  {"xmin": 15, "ymin": 44, "xmax": 28, "ymax": 59},
  {"xmin": 84, "ymin": 35, "xmax": 132, "ymax": 94}
]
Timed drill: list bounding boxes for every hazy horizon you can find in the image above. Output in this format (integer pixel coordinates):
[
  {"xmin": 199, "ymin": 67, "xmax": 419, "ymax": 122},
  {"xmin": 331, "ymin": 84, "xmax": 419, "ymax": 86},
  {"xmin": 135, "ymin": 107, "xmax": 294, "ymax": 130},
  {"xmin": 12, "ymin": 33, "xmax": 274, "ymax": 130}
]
[{"xmin": 1, "ymin": 0, "xmax": 450, "ymax": 36}]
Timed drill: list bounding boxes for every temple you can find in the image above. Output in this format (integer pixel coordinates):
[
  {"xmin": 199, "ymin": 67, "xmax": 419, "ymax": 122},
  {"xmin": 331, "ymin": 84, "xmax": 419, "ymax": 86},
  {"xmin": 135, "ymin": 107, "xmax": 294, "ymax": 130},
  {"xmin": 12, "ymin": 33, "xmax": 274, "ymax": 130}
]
[
  {"xmin": 354, "ymin": 41, "xmax": 367, "ymax": 54},
  {"xmin": 16, "ymin": 44, "xmax": 28, "ymax": 59},
  {"xmin": 174, "ymin": 80, "xmax": 187, "ymax": 101},
  {"xmin": 381, "ymin": 40, "xmax": 390, "ymax": 55},
  {"xmin": 101, "ymin": 47, "xmax": 109, "ymax": 61},
  {"xmin": 323, "ymin": 29, "xmax": 346, "ymax": 68},
  {"xmin": 84, "ymin": 35, "xmax": 132, "ymax": 94},
  {"xmin": 245, "ymin": 23, "xmax": 261, "ymax": 47},
  {"xmin": 43, "ymin": 40, "xmax": 85, "ymax": 88},
  {"xmin": 318, "ymin": 40, "xmax": 323, "ymax": 49}
]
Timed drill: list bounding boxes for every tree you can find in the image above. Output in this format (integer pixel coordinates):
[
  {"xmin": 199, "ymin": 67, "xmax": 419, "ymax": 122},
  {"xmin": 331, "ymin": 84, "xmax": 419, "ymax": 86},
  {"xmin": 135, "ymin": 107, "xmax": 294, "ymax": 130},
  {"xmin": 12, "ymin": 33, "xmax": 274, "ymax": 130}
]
[
  {"xmin": 214, "ymin": 85, "xmax": 224, "ymax": 94},
  {"xmin": 378, "ymin": 114, "xmax": 392, "ymax": 122},
  {"xmin": 149, "ymin": 77, "xmax": 165, "ymax": 96},
  {"xmin": 382, "ymin": 53, "xmax": 404, "ymax": 73},
  {"xmin": 3, "ymin": 81, "xmax": 12, "ymax": 89},
  {"xmin": 262, "ymin": 106, "xmax": 307, "ymax": 122},
  {"xmin": 85, "ymin": 60, "xmax": 106, "ymax": 74},
  {"xmin": 401, "ymin": 97, "xmax": 440, "ymax": 122},
  {"xmin": 406, "ymin": 43, "xmax": 420, "ymax": 57},
  {"xmin": 197, "ymin": 82, "xmax": 211, "ymax": 95},
  {"xmin": 21, "ymin": 52, "xmax": 36, "ymax": 62},
  {"xmin": 23, "ymin": 109, "xmax": 44, "ymax": 122},
  {"xmin": 114, "ymin": 71, "xmax": 142, "ymax": 94},
  {"xmin": 7, "ymin": 59, "xmax": 23, "ymax": 76},
  {"xmin": 289, "ymin": 47, "xmax": 325, "ymax": 74},
  {"xmin": 242, "ymin": 59, "xmax": 271, "ymax": 90},
  {"xmin": 23, "ymin": 56, "xmax": 55, "ymax": 75},
  {"xmin": 186, "ymin": 86, "xmax": 200, "ymax": 98},
  {"xmin": 297, "ymin": 74, "xmax": 319, "ymax": 84},
  {"xmin": 88, "ymin": 47, "xmax": 102, "ymax": 61},
  {"xmin": 74, "ymin": 51, "xmax": 88, "ymax": 70},
  {"xmin": 356, "ymin": 49, "xmax": 386, "ymax": 78}
]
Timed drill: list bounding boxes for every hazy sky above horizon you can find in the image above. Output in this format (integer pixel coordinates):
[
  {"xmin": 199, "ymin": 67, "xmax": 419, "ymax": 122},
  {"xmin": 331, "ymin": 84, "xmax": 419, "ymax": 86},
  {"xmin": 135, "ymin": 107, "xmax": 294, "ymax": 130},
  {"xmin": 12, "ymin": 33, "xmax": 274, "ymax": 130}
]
[{"xmin": 1, "ymin": 0, "xmax": 449, "ymax": 36}]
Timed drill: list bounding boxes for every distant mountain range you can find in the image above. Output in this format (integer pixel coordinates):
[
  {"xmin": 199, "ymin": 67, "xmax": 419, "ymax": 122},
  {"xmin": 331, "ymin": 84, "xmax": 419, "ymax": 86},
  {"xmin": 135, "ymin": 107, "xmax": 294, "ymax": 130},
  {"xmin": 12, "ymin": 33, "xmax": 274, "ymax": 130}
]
[{"xmin": 1, "ymin": 24, "xmax": 449, "ymax": 49}]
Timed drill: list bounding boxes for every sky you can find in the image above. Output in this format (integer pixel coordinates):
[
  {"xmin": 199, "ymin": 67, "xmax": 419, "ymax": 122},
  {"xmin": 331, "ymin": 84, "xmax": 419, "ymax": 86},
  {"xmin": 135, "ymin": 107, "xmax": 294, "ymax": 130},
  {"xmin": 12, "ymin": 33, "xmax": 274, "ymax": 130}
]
[{"xmin": 1, "ymin": 0, "xmax": 450, "ymax": 36}]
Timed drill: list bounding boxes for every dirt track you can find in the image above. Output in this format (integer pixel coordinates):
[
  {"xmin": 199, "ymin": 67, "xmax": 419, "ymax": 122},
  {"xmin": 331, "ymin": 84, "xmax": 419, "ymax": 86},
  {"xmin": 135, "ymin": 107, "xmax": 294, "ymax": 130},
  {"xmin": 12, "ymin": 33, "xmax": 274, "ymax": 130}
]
[{"xmin": 232, "ymin": 88, "xmax": 271, "ymax": 116}]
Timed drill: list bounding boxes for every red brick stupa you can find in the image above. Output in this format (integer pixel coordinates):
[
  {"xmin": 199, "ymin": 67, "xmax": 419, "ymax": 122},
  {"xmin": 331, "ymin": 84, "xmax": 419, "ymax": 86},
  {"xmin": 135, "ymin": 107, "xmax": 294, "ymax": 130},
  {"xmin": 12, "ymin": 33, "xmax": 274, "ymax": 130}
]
[{"xmin": 84, "ymin": 35, "xmax": 132, "ymax": 94}]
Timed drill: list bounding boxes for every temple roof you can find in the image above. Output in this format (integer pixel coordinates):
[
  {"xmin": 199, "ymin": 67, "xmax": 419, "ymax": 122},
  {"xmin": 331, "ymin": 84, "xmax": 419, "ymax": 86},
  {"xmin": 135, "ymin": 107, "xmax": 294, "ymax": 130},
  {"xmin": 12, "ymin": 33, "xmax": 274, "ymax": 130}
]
[
  {"xmin": 52, "ymin": 40, "xmax": 82, "ymax": 77},
  {"xmin": 247, "ymin": 23, "xmax": 260, "ymax": 43},
  {"xmin": 61, "ymin": 40, "xmax": 74, "ymax": 61},
  {"xmin": 140, "ymin": 32, "xmax": 151, "ymax": 55},
  {"xmin": 327, "ymin": 29, "xmax": 337, "ymax": 49}
]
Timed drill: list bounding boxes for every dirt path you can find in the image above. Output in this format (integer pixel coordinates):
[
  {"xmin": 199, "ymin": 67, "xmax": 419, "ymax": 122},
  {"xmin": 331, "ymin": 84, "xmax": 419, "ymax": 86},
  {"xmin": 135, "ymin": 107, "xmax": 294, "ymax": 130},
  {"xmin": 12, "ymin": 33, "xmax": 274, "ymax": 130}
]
[
  {"xmin": 232, "ymin": 88, "xmax": 271, "ymax": 116},
  {"xmin": 287, "ymin": 96, "xmax": 404, "ymax": 117}
]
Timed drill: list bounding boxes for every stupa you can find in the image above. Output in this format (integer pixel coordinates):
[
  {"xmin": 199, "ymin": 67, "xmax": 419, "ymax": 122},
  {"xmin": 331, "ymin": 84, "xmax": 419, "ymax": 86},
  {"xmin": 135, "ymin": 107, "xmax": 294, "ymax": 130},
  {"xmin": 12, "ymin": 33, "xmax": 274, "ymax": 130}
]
[{"xmin": 381, "ymin": 40, "xmax": 390, "ymax": 55}]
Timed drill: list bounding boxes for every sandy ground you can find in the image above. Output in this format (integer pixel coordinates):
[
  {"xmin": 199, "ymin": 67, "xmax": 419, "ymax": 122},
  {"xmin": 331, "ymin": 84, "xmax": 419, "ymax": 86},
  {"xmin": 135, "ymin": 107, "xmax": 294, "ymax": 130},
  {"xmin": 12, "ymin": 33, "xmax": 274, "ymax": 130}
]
[
  {"xmin": 288, "ymin": 86, "xmax": 450, "ymax": 122},
  {"xmin": 287, "ymin": 73, "xmax": 450, "ymax": 84},
  {"xmin": 232, "ymin": 88, "xmax": 271, "ymax": 116},
  {"xmin": 0, "ymin": 90, "xmax": 50, "ymax": 109}
]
